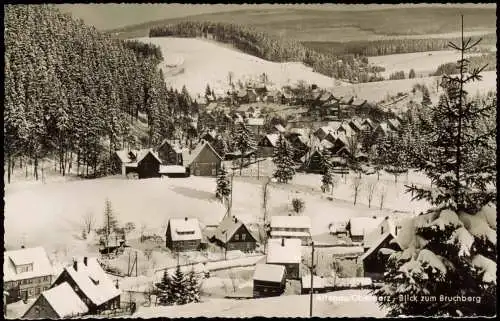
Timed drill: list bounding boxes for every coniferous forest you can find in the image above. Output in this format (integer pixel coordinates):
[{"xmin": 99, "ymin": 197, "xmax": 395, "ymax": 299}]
[
  {"xmin": 149, "ymin": 21, "xmax": 379, "ymax": 82},
  {"xmin": 4, "ymin": 5, "xmax": 196, "ymax": 181}
]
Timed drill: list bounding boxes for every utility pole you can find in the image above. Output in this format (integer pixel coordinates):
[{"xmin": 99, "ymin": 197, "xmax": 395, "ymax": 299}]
[
  {"xmin": 303, "ymin": 241, "xmax": 316, "ymax": 317},
  {"xmin": 229, "ymin": 170, "xmax": 234, "ymax": 217},
  {"xmin": 256, "ymin": 124, "xmax": 261, "ymax": 180}
]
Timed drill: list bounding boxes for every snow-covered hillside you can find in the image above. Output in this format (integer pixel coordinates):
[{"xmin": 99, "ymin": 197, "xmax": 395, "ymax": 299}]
[{"xmin": 133, "ymin": 37, "xmax": 347, "ymax": 96}]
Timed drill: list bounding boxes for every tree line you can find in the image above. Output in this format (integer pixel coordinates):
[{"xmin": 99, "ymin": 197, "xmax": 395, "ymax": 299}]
[
  {"xmin": 149, "ymin": 21, "xmax": 379, "ymax": 83},
  {"xmin": 4, "ymin": 5, "xmax": 198, "ymax": 183},
  {"xmin": 302, "ymin": 33, "xmax": 496, "ymax": 57}
]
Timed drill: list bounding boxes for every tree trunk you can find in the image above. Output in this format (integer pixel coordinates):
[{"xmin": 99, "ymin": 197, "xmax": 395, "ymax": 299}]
[
  {"xmin": 20, "ymin": 156, "xmax": 23, "ymax": 169},
  {"xmin": 34, "ymin": 155, "xmax": 39, "ymax": 181},
  {"xmin": 77, "ymin": 149, "xmax": 80, "ymax": 176},
  {"xmin": 377, "ymin": 171, "xmax": 380, "ymax": 181},
  {"xmin": 7, "ymin": 154, "xmax": 11, "ymax": 184},
  {"xmin": 68, "ymin": 150, "xmax": 73, "ymax": 173}
]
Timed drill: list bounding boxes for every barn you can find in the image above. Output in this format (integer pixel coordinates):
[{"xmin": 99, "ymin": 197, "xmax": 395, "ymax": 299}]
[
  {"xmin": 136, "ymin": 150, "xmax": 162, "ymax": 179},
  {"xmin": 113, "ymin": 149, "xmax": 162, "ymax": 179},
  {"xmin": 165, "ymin": 217, "xmax": 202, "ymax": 252},
  {"xmin": 252, "ymin": 264, "xmax": 286, "ymax": 298},
  {"xmin": 183, "ymin": 142, "xmax": 222, "ymax": 177},
  {"xmin": 210, "ymin": 216, "xmax": 258, "ymax": 252}
]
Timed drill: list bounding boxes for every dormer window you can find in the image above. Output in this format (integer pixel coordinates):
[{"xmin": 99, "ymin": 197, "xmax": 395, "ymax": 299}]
[
  {"xmin": 176, "ymin": 229, "xmax": 195, "ymax": 235},
  {"xmin": 16, "ymin": 263, "xmax": 33, "ymax": 274},
  {"xmin": 89, "ymin": 276, "xmax": 100, "ymax": 286}
]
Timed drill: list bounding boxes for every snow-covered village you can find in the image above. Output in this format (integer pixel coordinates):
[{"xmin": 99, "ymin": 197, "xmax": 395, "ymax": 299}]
[{"xmin": 3, "ymin": 4, "xmax": 497, "ymax": 319}]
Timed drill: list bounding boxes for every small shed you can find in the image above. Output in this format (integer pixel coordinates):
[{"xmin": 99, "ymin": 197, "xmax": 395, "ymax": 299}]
[
  {"xmin": 301, "ymin": 275, "xmax": 326, "ymax": 294},
  {"xmin": 266, "ymin": 238, "xmax": 302, "ymax": 279},
  {"xmin": 159, "ymin": 165, "xmax": 187, "ymax": 178},
  {"xmin": 359, "ymin": 232, "xmax": 402, "ymax": 282},
  {"xmin": 252, "ymin": 264, "xmax": 286, "ymax": 298},
  {"xmin": 346, "ymin": 216, "xmax": 385, "ymax": 243},
  {"xmin": 165, "ymin": 217, "xmax": 203, "ymax": 252}
]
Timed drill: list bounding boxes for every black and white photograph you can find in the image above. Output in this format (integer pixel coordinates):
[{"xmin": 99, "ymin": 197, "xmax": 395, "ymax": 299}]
[{"xmin": 3, "ymin": 3, "xmax": 497, "ymax": 318}]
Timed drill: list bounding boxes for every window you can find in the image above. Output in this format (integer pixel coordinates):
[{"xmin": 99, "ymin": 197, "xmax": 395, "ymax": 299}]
[
  {"xmin": 242, "ymin": 234, "xmax": 246, "ymax": 241},
  {"xmin": 234, "ymin": 234, "xmax": 239, "ymax": 241},
  {"xmin": 28, "ymin": 288, "xmax": 34, "ymax": 296},
  {"xmin": 44, "ymin": 276, "xmax": 50, "ymax": 282},
  {"xmin": 211, "ymin": 168, "xmax": 216, "ymax": 176},
  {"xmin": 35, "ymin": 287, "xmax": 41, "ymax": 295}
]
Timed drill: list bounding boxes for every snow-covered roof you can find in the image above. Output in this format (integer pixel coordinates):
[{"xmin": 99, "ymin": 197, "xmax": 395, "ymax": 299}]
[
  {"xmin": 247, "ymin": 118, "xmax": 265, "ymax": 126},
  {"xmin": 267, "ymin": 238, "xmax": 302, "ymax": 264},
  {"xmin": 270, "ymin": 216, "xmax": 311, "ymax": 230},
  {"xmin": 289, "ymin": 128, "xmax": 308, "ymax": 137},
  {"xmin": 349, "ymin": 119, "xmax": 363, "ymax": 131},
  {"xmin": 264, "ymin": 133, "xmax": 281, "ymax": 147},
  {"xmin": 212, "ymin": 215, "xmax": 256, "ymax": 244},
  {"xmin": 206, "ymin": 102, "xmax": 218, "ymax": 110},
  {"xmin": 352, "ymin": 98, "xmax": 367, "ymax": 106},
  {"xmin": 4, "ymin": 247, "xmax": 53, "ymax": 282},
  {"xmin": 329, "ymin": 221, "xmax": 348, "ymax": 234},
  {"xmin": 361, "ymin": 118, "xmax": 375, "ymax": 128},
  {"xmin": 387, "ymin": 118, "xmax": 401, "ymax": 130},
  {"xmin": 274, "ymin": 124, "xmax": 286, "ymax": 133},
  {"xmin": 115, "ymin": 148, "xmax": 161, "ymax": 164},
  {"xmin": 182, "ymin": 141, "xmax": 222, "ymax": 166},
  {"xmin": 159, "ymin": 165, "xmax": 186, "ymax": 174},
  {"xmin": 335, "ymin": 277, "xmax": 372, "ymax": 288},
  {"xmin": 348, "ymin": 216, "xmax": 385, "ymax": 237},
  {"xmin": 359, "ymin": 232, "xmax": 398, "ymax": 261},
  {"xmin": 64, "ymin": 257, "xmax": 121, "ymax": 306},
  {"xmin": 202, "ymin": 130, "xmax": 217, "ymax": 140},
  {"xmin": 253, "ymin": 264, "xmax": 286, "ymax": 283},
  {"xmin": 158, "ymin": 140, "xmax": 183, "ymax": 154},
  {"xmin": 376, "ymin": 122, "xmax": 393, "ymax": 135},
  {"xmin": 270, "ymin": 231, "xmax": 310, "ymax": 238},
  {"xmin": 320, "ymin": 139, "xmax": 334, "ymax": 149},
  {"xmin": 301, "ymin": 275, "xmax": 326, "ymax": 289},
  {"xmin": 41, "ymin": 282, "xmax": 89, "ymax": 318},
  {"xmin": 168, "ymin": 218, "xmax": 202, "ymax": 241}
]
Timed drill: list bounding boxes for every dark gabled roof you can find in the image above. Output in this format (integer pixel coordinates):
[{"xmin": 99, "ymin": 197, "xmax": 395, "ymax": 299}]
[
  {"xmin": 182, "ymin": 141, "xmax": 222, "ymax": 166},
  {"xmin": 212, "ymin": 215, "xmax": 257, "ymax": 244}
]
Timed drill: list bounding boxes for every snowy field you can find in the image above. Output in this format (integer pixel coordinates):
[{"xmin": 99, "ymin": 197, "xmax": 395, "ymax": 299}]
[
  {"xmin": 330, "ymin": 70, "xmax": 496, "ymax": 104},
  {"xmin": 133, "ymin": 37, "xmax": 347, "ymax": 97},
  {"xmin": 368, "ymin": 50, "xmax": 483, "ymax": 78},
  {"xmin": 4, "ymin": 166, "xmax": 431, "ymax": 272},
  {"xmin": 134, "ymin": 289, "xmax": 386, "ymax": 317}
]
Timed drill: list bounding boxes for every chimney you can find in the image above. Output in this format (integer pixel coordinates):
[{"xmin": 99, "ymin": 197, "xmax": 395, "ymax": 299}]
[
  {"xmin": 281, "ymin": 238, "xmax": 285, "ymax": 247},
  {"xmin": 115, "ymin": 279, "xmax": 119, "ymax": 289},
  {"xmin": 185, "ymin": 217, "xmax": 188, "ymax": 221},
  {"xmin": 385, "ymin": 216, "xmax": 389, "ymax": 220},
  {"xmin": 73, "ymin": 260, "xmax": 78, "ymax": 271},
  {"xmin": 83, "ymin": 257, "xmax": 88, "ymax": 266}
]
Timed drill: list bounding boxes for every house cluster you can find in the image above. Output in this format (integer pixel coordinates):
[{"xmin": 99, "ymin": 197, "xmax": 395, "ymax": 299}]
[
  {"xmin": 330, "ymin": 214, "xmax": 408, "ymax": 282},
  {"xmin": 161, "ymin": 212, "xmax": 313, "ymax": 299},
  {"xmin": 113, "ymin": 139, "xmax": 223, "ymax": 179},
  {"xmin": 4, "ymin": 247, "xmax": 124, "ymax": 319}
]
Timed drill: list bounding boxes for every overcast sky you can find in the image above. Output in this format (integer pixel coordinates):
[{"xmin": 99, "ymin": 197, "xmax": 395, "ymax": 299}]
[{"xmin": 56, "ymin": 3, "xmax": 496, "ymax": 30}]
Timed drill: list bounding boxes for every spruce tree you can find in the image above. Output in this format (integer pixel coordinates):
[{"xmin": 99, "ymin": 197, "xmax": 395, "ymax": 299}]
[
  {"xmin": 216, "ymin": 165, "xmax": 231, "ymax": 203},
  {"xmin": 185, "ymin": 268, "xmax": 201, "ymax": 304},
  {"xmin": 234, "ymin": 122, "xmax": 256, "ymax": 175},
  {"xmin": 272, "ymin": 134, "xmax": 295, "ymax": 184},
  {"xmin": 320, "ymin": 150, "xmax": 334, "ymax": 193},
  {"xmin": 156, "ymin": 270, "xmax": 174, "ymax": 305},
  {"xmin": 170, "ymin": 265, "xmax": 187, "ymax": 305},
  {"xmin": 103, "ymin": 198, "xmax": 118, "ymax": 236},
  {"xmin": 375, "ymin": 16, "xmax": 497, "ymax": 317}
]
